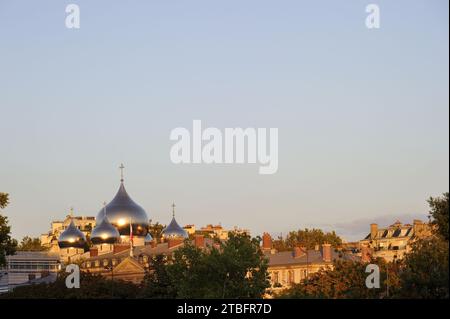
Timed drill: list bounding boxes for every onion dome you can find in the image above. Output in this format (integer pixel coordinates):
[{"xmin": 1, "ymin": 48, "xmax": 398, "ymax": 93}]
[
  {"xmin": 145, "ymin": 233, "xmax": 153, "ymax": 243},
  {"xmin": 58, "ymin": 216, "xmax": 87, "ymax": 249},
  {"xmin": 162, "ymin": 203, "xmax": 188, "ymax": 239},
  {"xmin": 96, "ymin": 164, "xmax": 149, "ymax": 236},
  {"xmin": 91, "ymin": 204, "xmax": 120, "ymax": 245}
]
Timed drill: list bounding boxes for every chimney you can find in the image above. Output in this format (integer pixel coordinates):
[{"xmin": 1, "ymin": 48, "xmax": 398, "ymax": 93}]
[
  {"xmin": 113, "ymin": 244, "xmax": 129, "ymax": 254},
  {"xmin": 361, "ymin": 244, "xmax": 371, "ymax": 262},
  {"xmin": 262, "ymin": 233, "xmax": 272, "ymax": 250},
  {"xmin": 413, "ymin": 219, "xmax": 424, "ymax": 234},
  {"xmin": 370, "ymin": 223, "xmax": 378, "ymax": 239},
  {"xmin": 314, "ymin": 244, "xmax": 320, "ymax": 251},
  {"xmin": 322, "ymin": 243, "xmax": 332, "ymax": 262},
  {"xmin": 293, "ymin": 246, "xmax": 306, "ymax": 258},
  {"xmin": 89, "ymin": 248, "xmax": 98, "ymax": 257},
  {"xmin": 168, "ymin": 238, "xmax": 184, "ymax": 249},
  {"xmin": 194, "ymin": 234, "xmax": 205, "ymax": 248}
]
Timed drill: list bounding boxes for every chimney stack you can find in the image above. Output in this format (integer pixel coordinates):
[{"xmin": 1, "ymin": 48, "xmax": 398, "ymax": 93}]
[
  {"xmin": 89, "ymin": 248, "xmax": 98, "ymax": 257},
  {"xmin": 322, "ymin": 243, "xmax": 332, "ymax": 262},
  {"xmin": 361, "ymin": 244, "xmax": 371, "ymax": 262},
  {"xmin": 262, "ymin": 232, "xmax": 272, "ymax": 250},
  {"xmin": 370, "ymin": 223, "xmax": 378, "ymax": 239},
  {"xmin": 413, "ymin": 219, "xmax": 424, "ymax": 234},
  {"xmin": 293, "ymin": 246, "xmax": 306, "ymax": 258},
  {"xmin": 194, "ymin": 234, "xmax": 205, "ymax": 248}
]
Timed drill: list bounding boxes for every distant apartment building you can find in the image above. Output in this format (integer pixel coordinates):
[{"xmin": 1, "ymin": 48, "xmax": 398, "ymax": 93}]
[
  {"xmin": 183, "ymin": 224, "xmax": 196, "ymax": 235},
  {"xmin": 261, "ymin": 233, "xmax": 357, "ymax": 292},
  {"xmin": 0, "ymin": 251, "xmax": 61, "ymax": 293},
  {"xmin": 359, "ymin": 219, "xmax": 432, "ymax": 261},
  {"xmin": 196, "ymin": 224, "xmax": 250, "ymax": 240}
]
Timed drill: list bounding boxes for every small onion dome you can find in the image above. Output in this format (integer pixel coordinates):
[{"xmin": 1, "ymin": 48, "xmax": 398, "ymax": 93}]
[
  {"xmin": 91, "ymin": 214, "xmax": 120, "ymax": 245},
  {"xmin": 58, "ymin": 219, "xmax": 87, "ymax": 249},
  {"xmin": 144, "ymin": 233, "xmax": 153, "ymax": 243},
  {"xmin": 162, "ymin": 217, "xmax": 188, "ymax": 239}
]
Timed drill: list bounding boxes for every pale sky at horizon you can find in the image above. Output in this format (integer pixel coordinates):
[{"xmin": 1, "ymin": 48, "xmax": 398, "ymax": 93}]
[{"xmin": 0, "ymin": 0, "xmax": 448, "ymax": 242}]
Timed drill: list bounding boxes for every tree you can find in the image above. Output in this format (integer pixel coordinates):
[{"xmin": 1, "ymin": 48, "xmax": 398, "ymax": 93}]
[
  {"xmin": 142, "ymin": 233, "xmax": 270, "ymax": 298},
  {"xmin": 140, "ymin": 254, "xmax": 177, "ymax": 298},
  {"xmin": 0, "ymin": 193, "xmax": 8, "ymax": 209},
  {"xmin": 428, "ymin": 192, "xmax": 449, "ymax": 241},
  {"xmin": 0, "ymin": 192, "xmax": 17, "ymax": 267},
  {"xmin": 397, "ymin": 236, "xmax": 449, "ymax": 298},
  {"xmin": 395, "ymin": 192, "xmax": 449, "ymax": 299},
  {"xmin": 274, "ymin": 228, "xmax": 342, "ymax": 252},
  {"xmin": 148, "ymin": 222, "xmax": 165, "ymax": 242},
  {"xmin": 1, "ymin": 270, "xmax": 140, "ymax": 299},
  {"xmin": 278, "ymin": 257, "xmax": 399, "ymax": 299},
  {"xmin": 17, "ymin": 236, "xmax": 48, "ymax": 251}
]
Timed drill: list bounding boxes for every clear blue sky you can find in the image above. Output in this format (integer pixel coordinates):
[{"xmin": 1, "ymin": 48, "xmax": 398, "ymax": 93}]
[{"xmin": 0, "ymin": 0, "xmax": 448, "ymax": 242}]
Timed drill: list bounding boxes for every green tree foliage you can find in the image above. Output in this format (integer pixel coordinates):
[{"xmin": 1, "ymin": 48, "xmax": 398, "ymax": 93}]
[
  {"xmin": 142, "ymin": 233, "xmax": 270, "ymax": 298},
  {"xmin": 273, "ymin": 228, "xmax": 342, "ymax": 251},
  {"xmin": 428, "ymin": 192, "xmax": 449, "ymax": 241},
  {"xmin": 0, "ymin": 193, "xmax": 9, "ymax": 209},
  {"xmin": 17, "ymin": 236, "xmax": 48, "ymax": 251},
  {"xmin": 278, "ymin": 258, "xmax": 399, "ymax": 299},
  {"xmin": 148, "ymin": 222, "xmax": 165, "ymax": 242},
  {"xmin": 1, "ymin": 270, "xmax": 140, "ymax": 299},
  {"xmin": 0, "ymin": 192, "xmax": 17, "ymax": 267},
  {"xmin": 395, "ymin": 192, "xmax": 449, "ymax": 299},
  {"xmin": 140, "ymin": 254, "xmax": 177, "ymax": 298},
  {"xmin": 397, "ymin": 237, "xmax": 449, "ymax": 298}
]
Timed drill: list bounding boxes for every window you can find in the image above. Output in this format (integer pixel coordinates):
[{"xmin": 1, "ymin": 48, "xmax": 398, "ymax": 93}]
[
  {"xmin": 302, "ymin": 269, "xmax": 307, "ymax": 279},
  {"xmin": 273, "ymin": 272, "xmax": 279, "ymax": 284},
  {"xmin": 288, "ymin": 270, "xmax": 294, "ymax": 284}
]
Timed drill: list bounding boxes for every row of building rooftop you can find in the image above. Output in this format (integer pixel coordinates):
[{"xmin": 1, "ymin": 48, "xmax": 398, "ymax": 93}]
[{"xmin": 0, "ymin": 166, "xmax": 432, "ymax": 294}]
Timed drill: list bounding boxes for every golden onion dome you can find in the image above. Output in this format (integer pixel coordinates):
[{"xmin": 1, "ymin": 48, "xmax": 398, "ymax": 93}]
[
  {"xmin": 96, "ymin": 181, "xmax": 149, "ymax": 237},
  {"xmin": 91, "ymin": 208, "xmax": 120, "ymax": 245},
  {"xmin": 58, "ymin": 219, "xmax": 87, "ymax": 249}
]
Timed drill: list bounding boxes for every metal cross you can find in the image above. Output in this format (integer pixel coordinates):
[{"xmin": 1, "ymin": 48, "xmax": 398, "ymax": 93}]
[{"xmin": 119, "ymin": 163, "xmax": 125, "ymax": 182}]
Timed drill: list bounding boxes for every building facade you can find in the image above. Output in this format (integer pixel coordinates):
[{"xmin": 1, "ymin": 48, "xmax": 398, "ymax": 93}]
[
  {"xmin": 359, "ymin": 219, "xmax": 432, "ymax": 261},
  {"xmin": 260, "ymin": 233, "xmax": 357, "ymax": 292},
  {"xmin": 0, "ymin": 251, "xmax": 61, "ymax": 293}
]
